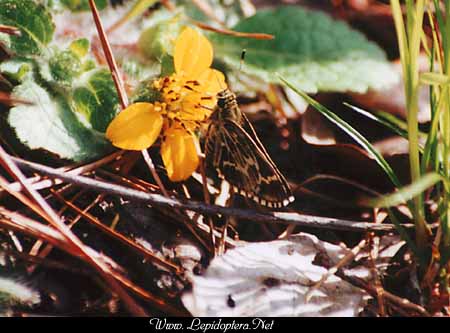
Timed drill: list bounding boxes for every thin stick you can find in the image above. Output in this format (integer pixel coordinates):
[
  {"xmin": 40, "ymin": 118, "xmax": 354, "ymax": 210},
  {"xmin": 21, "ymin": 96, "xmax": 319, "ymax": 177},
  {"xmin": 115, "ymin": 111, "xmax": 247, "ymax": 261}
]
[
  {"xmin": 142, "ymin": 150, "xmax": 169, "ymax": 197},
  {"xmin": 218, "ymin": 191, "xmax": 234, "ymax": 255},
  {"xmin": 200, "ymin": 156, "xmax": 215, "ymax": 254},
  {"xmin": 336, "ymin": 270, "xmax": 430, "ymax": 316},
  {"xmin": 3, "ymin": 150, "xmax": 123, "ymax": 194},
  {"xmin": 89, "ymin": 0, "xmax": 169, "ymax": 198},
  {"xmin": 11, "ymin": 155, "xmax": 421, "ymax": 233},
  {"xmin": 88, "ymin": 0, "xmax": 128, "ymax": 108},
  {"xmin": 305, "ymin": 238, "xmax": 368, "ymax": 301}
]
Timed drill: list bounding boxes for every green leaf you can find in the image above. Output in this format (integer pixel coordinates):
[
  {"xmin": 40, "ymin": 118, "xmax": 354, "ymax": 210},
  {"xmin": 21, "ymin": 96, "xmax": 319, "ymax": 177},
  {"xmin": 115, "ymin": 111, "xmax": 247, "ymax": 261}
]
[
  {"xmin": 0, "ymin": 0, "xmax": 55, "ymax": 55},
  {"xmin": 60, "ymin": 0, "xmax": 107, "ymax": 12},
  {"xmin": 49, "ymin": 50, "xmax": 82, "ymax": 85},
  {"xmin": 69, "ymin": 38, "xmax": 90, "ymax": 58},
  {"xmin": 130, "ymin": 77, "xmax": 161, "ymax": 104},
  {"xmin": 8, "ymin": 80, "xmax": 112, "ymax": 162},
  {"xmin": 212, "ymin": 6, "xmax": 398, "ymax": 93},
  {"xmin": 0, "ymin": 58, "xmax": 34, "ymax": 83},
  {"xmin": 138, "ymin": 19, "xmax": 183, "ymax": 61},
  {"xmin": 72, "ymin": 69, "xmax": 120, "ymax": 132}
]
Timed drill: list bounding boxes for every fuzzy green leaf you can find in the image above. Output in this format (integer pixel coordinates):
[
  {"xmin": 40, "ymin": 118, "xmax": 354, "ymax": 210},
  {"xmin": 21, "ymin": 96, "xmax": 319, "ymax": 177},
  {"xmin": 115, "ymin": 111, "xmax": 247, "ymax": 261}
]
[
  {"xmin": 72, "ymin": 69, "xmax": 120, "ymax": 132},
  {"xmin": 0, "ymin": 0, "xmax": 55, "ymax": 55},
  {"xmin": 0, "ymin": 276, "xmax": 40, "ymax": 310},
  {"xmin": 212, "ymin": 6, "xmax": 398, "ymax": 93},
  {"xmin": 49, "ymin": 50, "xmax": 82, "ymax": 85},
  {"xmin": 8, "ymin": 80, "xmax": 112, "ymax": 161},
  {"xmin": 138, "ymin": 19, "xmax": 182, "ymax": 61},
  {"xmin": 69, "ymin": 38, "xmax": 90, "ymax": 58}
]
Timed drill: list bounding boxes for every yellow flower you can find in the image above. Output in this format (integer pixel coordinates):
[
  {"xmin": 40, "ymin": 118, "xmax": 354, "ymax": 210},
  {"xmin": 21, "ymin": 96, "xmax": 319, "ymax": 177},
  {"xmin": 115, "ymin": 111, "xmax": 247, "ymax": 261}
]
[{"xmin": 106, "ymin": 27, "xmax": 226, "ymax": 181}]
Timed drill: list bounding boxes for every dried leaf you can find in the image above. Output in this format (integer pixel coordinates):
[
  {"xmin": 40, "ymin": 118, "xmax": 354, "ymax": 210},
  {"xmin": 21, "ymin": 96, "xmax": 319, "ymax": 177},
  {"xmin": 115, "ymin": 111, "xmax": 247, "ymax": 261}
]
[{"xmin": 182, "ymin": 233, "xmax": 368, "ymax": 317}]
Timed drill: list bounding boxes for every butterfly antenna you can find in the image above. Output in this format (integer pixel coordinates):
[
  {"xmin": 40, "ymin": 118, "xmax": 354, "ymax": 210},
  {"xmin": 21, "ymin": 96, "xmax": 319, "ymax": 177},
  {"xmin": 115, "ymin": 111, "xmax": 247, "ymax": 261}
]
[{"xmin": 239, "ymin": 49, "xmax": 246, "ymax": 72}]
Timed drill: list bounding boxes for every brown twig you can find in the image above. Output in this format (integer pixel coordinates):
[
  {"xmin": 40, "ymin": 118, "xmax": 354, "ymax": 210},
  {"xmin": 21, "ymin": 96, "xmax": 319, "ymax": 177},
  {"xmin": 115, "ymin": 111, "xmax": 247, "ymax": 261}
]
[
  {"xmin": 11, "ymin": 155, "xmax": 420, "ymax": 233},
  {"xmin": 4, "ymin": 248, "xmax": 92, "ymax": 276},
  {"xmin": 336, "ymin": 270, "xmax": 430, "ymax": 316},
  {"xmin": 98, "ymin": 169, "xmax": 214, "ymax": 253}
]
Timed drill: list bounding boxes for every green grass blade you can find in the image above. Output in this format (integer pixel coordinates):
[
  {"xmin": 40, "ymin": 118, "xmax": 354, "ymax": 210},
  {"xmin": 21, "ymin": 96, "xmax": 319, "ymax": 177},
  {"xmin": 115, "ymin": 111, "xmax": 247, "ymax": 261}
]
[
  {"xmin": 344, "ymin": 103, "xmax": 426, "ymax": 151},
  {"xmin": 360, "ymin": 172, "xmax": 443, "ymax": 208},
  {"xmin": 344, "ymin": 103, "xmax": 408, "ymax": 137},
  {"xmin": 391, "ymin": 0, "xmax": 409, "ymax": 81},
  {"xmin": 279, "ymin": 75, "xmax": 402, "ymax": 189},
  {"xmin": 420, "ymin": 72, "xmax": 450, "ymax": 85}
]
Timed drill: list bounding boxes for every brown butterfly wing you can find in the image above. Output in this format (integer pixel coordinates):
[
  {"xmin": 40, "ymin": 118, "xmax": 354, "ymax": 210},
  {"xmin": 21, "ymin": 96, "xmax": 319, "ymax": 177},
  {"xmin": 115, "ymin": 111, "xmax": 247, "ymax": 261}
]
[{"xmin": 205, "ymin": 119, "xmax": 293, "ymax": 207}]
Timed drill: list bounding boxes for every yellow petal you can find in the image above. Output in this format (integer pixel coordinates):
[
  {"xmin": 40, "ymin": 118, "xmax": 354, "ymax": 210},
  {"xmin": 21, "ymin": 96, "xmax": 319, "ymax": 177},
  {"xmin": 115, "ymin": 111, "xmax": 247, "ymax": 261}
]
[
  {"xmin": 106, "ymin": 103, "xmax": 163, "ymax": 151},
  {"xmin": 197, "ymin": 68, "xmax": 227, "ymax": 95},
  {"xmin": 174, "ymin": 27, "xmax": 213, "ymax": 78},
  {"xmin": 161, "ymin": 127, "xmax": 199, "ymax": 182},
  {"xmin": 196, "ymin": 68, "xmax": 227, "ymax": 109}
]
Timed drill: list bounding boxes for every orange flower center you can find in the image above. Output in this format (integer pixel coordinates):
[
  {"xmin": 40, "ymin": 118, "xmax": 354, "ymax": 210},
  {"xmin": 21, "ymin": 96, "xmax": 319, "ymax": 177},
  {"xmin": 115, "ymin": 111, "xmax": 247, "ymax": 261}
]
[{"xmin": 153, "ymin": 74, "xmax": 214, "ymax": 132}]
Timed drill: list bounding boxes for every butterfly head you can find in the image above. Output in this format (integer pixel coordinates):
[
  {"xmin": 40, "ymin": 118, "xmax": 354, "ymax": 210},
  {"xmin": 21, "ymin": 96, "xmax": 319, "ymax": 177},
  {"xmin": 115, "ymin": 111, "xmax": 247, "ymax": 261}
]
[{"xmin": 214, "ymin": 89, "xmax": 241, "ymax": 122}]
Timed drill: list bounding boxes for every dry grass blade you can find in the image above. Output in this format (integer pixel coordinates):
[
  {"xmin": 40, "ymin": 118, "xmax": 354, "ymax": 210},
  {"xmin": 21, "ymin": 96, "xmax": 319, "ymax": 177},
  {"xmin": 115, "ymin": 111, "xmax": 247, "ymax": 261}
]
[
  {"xmin": 51, "ymin": 189, "xmax": 182, "ymax": 273},
  {"xmin": 0, "ymin": 207, "xmax": 184, "ymax": 315},
  {"xmin": 0, "ymin": 91, "xmax": 33, "ymax": 106},
  {"xmin": 0, "ymin": 207, "xmax": 76, "ymax": 251},
  {"xmin": 88, "ymin": 0, "xmax": 128, "ymax": 108},
  {"xmin": 193, "ymin": 21, "xmax": 275, "ymax": 40},
  {"xmin": 0, "ymin": 144, "xmax": 147, "ymax": 316},
  {"xmin": 3, "ymin": 151, "xmax": 123, "ymax": 193},
  {"xmin": 0, "ymin": 24, "xmax": 21, "ymax": 36}
]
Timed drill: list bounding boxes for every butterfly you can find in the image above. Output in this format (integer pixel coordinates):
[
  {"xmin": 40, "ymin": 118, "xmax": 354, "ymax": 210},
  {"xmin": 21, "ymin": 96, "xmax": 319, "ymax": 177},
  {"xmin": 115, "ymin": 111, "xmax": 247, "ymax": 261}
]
[{"xmin": 205, "ymin": 89, "xmax": 294, "ymax": 208}]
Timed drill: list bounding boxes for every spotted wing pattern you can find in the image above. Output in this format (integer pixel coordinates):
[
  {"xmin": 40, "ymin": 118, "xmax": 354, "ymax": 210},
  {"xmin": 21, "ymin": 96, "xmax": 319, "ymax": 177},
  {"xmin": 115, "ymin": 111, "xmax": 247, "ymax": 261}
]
[{"xmin": 205, "ymin": 91, "xmax": 294, "ymax": 208}]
